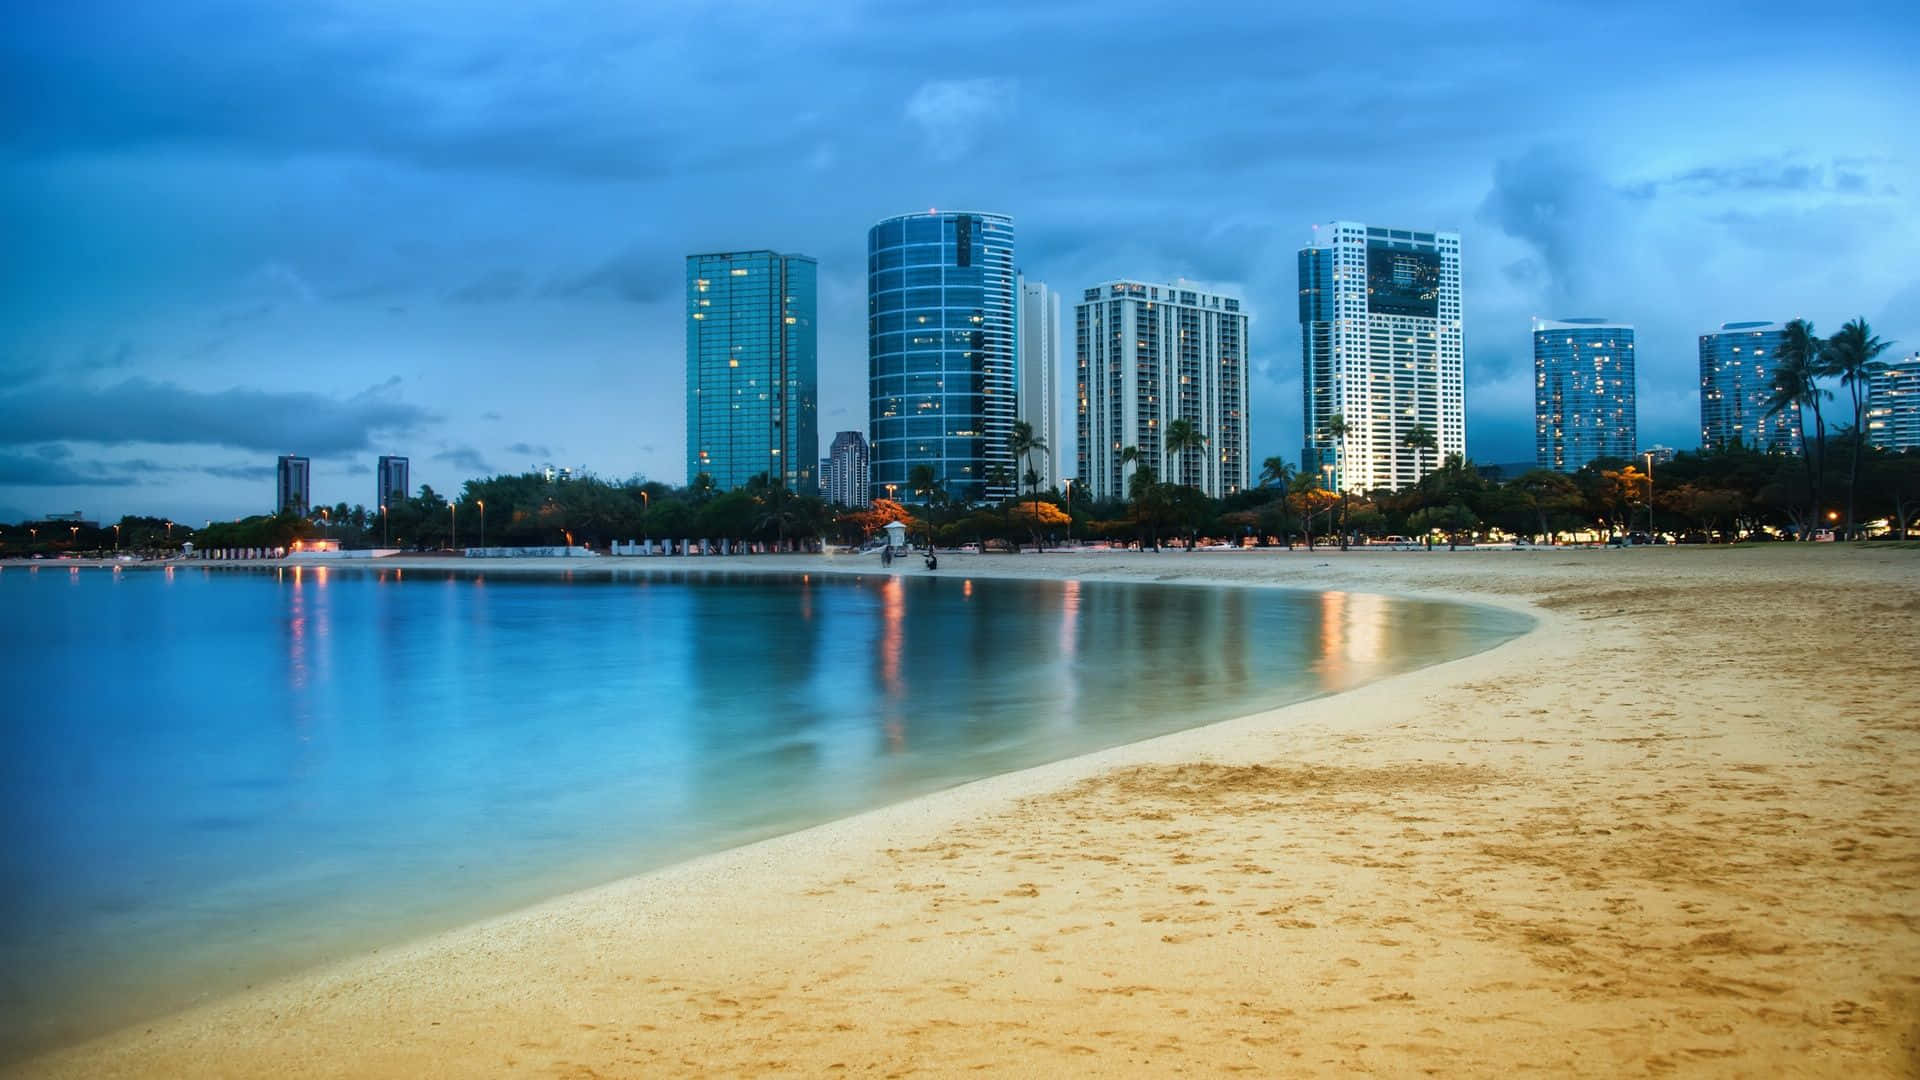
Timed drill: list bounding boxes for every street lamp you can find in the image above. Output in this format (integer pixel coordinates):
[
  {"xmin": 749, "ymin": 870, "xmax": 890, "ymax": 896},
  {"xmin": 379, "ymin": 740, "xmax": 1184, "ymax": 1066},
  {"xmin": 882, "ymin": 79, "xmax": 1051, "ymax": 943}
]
[
  {"xmin": 448, "ymin": 501, "xmax": 457, "ymax": 550},
  {"xmin": 1063, "ymin": 478, "xmax": 1074, "ymax": 545},
  {"xmin": 69, "ymin": 525, "xmax": 79, "ymax": 547},
  {"xmin": 319, "ymin": 507, "xmax": 329, "ymax": 540},
  {"xmin": 476, "ymin": 499, "xmax": 486, "ymax": 548},
  {"xmin": 112, "ymin": 524, "xmax": 120, "ymax": 550},
  {"xmin": 884, "ymin": 482, "xmax": 897, "ymax": 502},
  {"xmin": 380, "ymin": 503, "xmax": 388, "ymax": 547},
  {"xmin": 164, "ymin": 521, "xmax": 173, "ymax": 542}
]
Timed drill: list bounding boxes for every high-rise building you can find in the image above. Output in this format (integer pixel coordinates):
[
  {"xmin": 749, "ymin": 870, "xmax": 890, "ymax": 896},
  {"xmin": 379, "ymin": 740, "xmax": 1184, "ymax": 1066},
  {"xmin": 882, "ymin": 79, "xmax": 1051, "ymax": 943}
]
[
  {"xmin": 1016, "ymin": 275, "xmax": 1061, "ymax": 490},
  {"xmin": 827, "ymin": 430, "xmax": 872, "ymax": 507},
  {"xmin": 868, "ymin": 211, "xmax": 1016, "ymax": 504},
  {"xmin": 1867, "ymin": 355, "xmax": 1920, "ymax": 452},
  {"xmin": 377, "ymin": 455, "xmax": 410, "ymax": 508},
  {"xmin": 686, "ymin": 250, "xmax": 819, "ymax": 492},
  {"xmin": 1533, "ymin": 319, "xmax": 1637, "ymax": 472},
  {"xmin": 1699, "ymin": 321, "xmax": 1800, "ymax": 452},
  {"xmin": 818, "ymin": 458, "xmax": 831, "ymax": 499},
  {"xmin": 1075, "ymin": 280, "xmax": 1250, "ymax": 501},
  {"xmin": 276, "ymin": 455, "xmax": 310, "ymax": 515},
  {"xmin": 1298, "ymin": 222, "xmax": 1464, "ymax": 492}
]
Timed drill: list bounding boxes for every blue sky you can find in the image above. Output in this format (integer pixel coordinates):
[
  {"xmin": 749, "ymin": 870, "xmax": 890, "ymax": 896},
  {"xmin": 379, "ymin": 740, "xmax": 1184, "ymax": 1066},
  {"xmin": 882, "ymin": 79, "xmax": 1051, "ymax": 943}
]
[{"xmin": 3, "ymin": 0, "xmax": 1917, "ymax": 523}]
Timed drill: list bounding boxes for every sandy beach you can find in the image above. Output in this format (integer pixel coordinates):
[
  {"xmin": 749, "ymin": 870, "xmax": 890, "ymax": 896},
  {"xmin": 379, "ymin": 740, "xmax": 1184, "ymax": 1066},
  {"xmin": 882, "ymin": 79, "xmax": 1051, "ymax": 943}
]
[{"xmin": 8, "ymin": 544, "xmax": 1918, "ymax": 1077}]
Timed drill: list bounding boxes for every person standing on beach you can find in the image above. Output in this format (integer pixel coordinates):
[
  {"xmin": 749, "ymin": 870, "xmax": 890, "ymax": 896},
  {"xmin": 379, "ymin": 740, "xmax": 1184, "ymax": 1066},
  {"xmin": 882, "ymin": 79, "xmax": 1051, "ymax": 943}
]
[{"xmin": 882, "ymin": 544, "xmax": 892, "ymax": 567}]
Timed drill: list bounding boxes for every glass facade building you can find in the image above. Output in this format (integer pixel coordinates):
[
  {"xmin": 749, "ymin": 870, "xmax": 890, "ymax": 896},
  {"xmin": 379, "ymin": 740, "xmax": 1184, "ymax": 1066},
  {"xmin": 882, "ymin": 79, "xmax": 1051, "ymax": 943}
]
[
  {"xmin": 868, "ymin": 211, "xmax": 1016, "ymax": 504},
  {"xmin": 686, "ymin": 251, "xmax": 818, "ymax": 492},
  {"xmin": 1698, "ymin": 321, "xmax": 1800, "ymax": 453},
  {"xmin": 1533, "ymin": 319, "xmax": 1636, "ymax": 472},
  {"xmin": 376, "ymin": 455, "xmax": 409, "ymax": 508},
  {"xmin": 276, "ymin": 455, "xmax": 310, "ymax": 516}
]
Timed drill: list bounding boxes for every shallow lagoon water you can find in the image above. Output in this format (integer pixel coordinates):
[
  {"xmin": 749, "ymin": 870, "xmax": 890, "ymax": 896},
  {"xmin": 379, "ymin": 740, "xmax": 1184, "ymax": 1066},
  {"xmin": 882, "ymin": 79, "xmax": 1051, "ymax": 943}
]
[{"xmin": 0, "ymin": 563, "xmax": 1529, "ymax": 1059}]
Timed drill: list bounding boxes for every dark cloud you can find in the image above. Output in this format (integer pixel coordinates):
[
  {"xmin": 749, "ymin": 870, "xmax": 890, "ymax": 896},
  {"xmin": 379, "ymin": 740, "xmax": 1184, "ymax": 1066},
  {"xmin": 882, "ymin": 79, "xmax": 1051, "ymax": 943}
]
[
  {"xmin": 199, "ymin": 464, "xmax": 276, "ymax": 481},
  {"xmin": 1631, "ymin": 157, "xmax": 1894, "ymax": 200},
  {"xmin": 544, "ymin": 247, "xmax": 677, "ymax": 304},
  {"xmin": 0, "ymin": 452, "xmax": 138, "ymax": 486},
  {"xmin": 0, "ymin": 378, "xmax": 437, "ymax": 454},
  {"xmin": 504, "ymin": 442, "xmax": 550, "ymax": 457},
  {"xmin": 1478, "ymin": 144, "xmax": 1635, "ymax": 305},
  {"xmin": 432, "ymin": 447, "xmax": 494, "ymax": 474},
  {"xmin": 1669, "ymin": 161, "xmax": 1823, "ymax": 193}
]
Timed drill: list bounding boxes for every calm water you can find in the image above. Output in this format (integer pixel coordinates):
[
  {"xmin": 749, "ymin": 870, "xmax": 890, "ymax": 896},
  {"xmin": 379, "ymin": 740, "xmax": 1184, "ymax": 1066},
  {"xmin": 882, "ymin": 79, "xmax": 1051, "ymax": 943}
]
[{"xmin": 0, "ymin": 562, "xmax": 1528, "ymax": 1059}]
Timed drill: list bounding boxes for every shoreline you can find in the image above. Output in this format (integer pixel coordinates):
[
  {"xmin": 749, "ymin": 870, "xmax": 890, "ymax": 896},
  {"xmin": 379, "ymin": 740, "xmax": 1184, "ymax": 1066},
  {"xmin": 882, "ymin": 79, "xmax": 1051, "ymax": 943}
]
[{"xmin": 9, "ymin": 547, "xmax": 1917, "ymax": 1076}]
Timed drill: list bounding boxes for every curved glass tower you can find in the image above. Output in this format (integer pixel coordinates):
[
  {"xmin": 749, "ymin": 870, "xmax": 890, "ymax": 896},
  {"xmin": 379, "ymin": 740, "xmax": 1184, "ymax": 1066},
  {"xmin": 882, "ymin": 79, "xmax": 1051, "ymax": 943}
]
[{"xmin": 868, "ymin": 211, "xmax": 1016, "ymax": 504}]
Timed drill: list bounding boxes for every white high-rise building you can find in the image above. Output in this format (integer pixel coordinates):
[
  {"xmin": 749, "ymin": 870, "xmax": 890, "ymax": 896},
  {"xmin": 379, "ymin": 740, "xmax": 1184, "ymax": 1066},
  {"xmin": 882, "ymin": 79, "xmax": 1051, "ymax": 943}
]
[
  {"xmin": 1016, "ymin": 275, "xmax": 1061, "ymax": 490},
  {"xmin": 1075, "ymin": 280, "xmax": 1250, "ymax": 501},
  {"xmin": 1298, "ymin": 222, "xmax": 1463, "ymax": 492},
  {"xmin": 1867, "ymin": 354, "xmax": 1920, "ymax": 452}
]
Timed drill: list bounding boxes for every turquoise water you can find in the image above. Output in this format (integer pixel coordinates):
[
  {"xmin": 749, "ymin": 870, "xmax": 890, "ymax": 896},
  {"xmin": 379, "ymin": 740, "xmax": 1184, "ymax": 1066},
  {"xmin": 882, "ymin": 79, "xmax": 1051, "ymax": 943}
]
[{"xmin": 0, "ymin": 562, "xmax": 1528, "ymax": 1059}]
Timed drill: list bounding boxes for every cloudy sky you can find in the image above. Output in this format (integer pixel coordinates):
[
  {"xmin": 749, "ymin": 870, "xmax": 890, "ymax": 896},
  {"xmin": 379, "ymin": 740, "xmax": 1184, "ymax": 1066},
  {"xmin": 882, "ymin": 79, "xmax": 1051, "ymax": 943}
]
[{"xmin": 4, "ymin": 0, "xmax": 1916, "ymax": 523}]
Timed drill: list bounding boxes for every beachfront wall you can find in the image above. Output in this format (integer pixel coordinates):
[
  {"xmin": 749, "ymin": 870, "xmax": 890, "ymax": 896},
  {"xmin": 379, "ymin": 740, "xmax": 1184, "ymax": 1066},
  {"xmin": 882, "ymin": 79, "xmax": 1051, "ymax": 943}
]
[
  {"xmin": 608, "ymin": 539, "xmax": 823, "ymax": 556},
  {"xmin": 464, "ymin": 546, "xmax": 599, "ymax": 558},
  {"xmin": 196, "ymin": 548, "xmax": 401, "ymax": 561}
]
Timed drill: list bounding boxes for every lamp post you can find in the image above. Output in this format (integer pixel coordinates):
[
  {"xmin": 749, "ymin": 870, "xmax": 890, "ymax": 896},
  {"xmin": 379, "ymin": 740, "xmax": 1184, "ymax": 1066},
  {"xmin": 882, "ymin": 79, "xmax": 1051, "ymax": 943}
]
[
  {"xmin": 319, "ymin": 507, "xmax": 329, "ymax": 541},
  {"xmin": 112, "ymin": 524, "xmax": 121, "ymax": 550},
  {"xmin": 476, "ymin": 499, "xmax": 486, "ymax": 548},
  {"xmin": 1063, "ymin": 478, "xmax": 1074, "ymax": 545},
  {"xmin": 884, "ymin": 482, "xmax": 897, "ymax": 503},
  {"xmin": 70, "ymin": 525, "xmax": 79, "ymax": 547},
  {"xmin": 448, "ymin": 501, "xmax": 457, "ymax": 551},
  {"xmin": 164, "ymin": 521, "xmax": 173, "ymax": 543},
  {"xmin": 1643, "ymin": 451, "xmax": 1655, "ymax": 542},
  {"xmin": 380, "ymin": 503, "xmax": 388, "ymax": 547}
]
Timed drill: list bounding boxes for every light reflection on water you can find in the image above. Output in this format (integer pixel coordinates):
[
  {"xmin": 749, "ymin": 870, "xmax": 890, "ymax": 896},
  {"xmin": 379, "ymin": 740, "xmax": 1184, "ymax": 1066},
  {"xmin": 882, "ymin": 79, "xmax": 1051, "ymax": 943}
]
[{"xmin": 0, "ymin": 566, "xmax": 1528, "ymax": 1061}]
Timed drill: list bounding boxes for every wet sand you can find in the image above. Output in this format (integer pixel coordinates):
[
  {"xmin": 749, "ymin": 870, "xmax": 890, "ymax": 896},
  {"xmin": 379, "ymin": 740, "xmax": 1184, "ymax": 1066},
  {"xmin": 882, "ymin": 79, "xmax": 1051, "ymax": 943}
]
[{"xmin": 9, "ymin": 545, "xmax": 1918, "ymax": 1077}]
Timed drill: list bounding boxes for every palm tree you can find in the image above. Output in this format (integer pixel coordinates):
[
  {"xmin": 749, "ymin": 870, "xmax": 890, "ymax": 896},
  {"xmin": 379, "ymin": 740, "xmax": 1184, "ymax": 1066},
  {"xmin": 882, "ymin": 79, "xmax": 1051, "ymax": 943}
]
[
  {"xmin": 1163, "ymin": 418, "xmax": 1208, "ymax": 489},
  {"xmin": 1820, "ymin": 317, "xmax": 1894, "ymax": 538},
  {"xmin": 1400, "ymin": 424, "xmax": 1437, "ymax": 485},
  {"xmin": 1008, "ymin": 420, "xmax": 1050, "ymax": 536},
  {"xmin": 1127, "ymin": 461, "xmax": 1162, "ymax": 550},
  {"xmin": 907, "ymin": 463, "xmax": 939, "ymax": 504},
  {"xmin": 750, "ymin": 474, "xmax": 801, "ymax": 551},
  {"xmin": 1258, "ymin": 455, "xmax": 1294, "ymax": 490},
  {"xmin": 1325, "ymin": 412, "xmax": 1351, "ymax": 484},
  {"xmin": 1325, "ymin": 413, "xmax": 1352, "ymax": 548},
  {"xmin": 1767, "ymin": 319, "xmax": 1828, "ymax": 538}
]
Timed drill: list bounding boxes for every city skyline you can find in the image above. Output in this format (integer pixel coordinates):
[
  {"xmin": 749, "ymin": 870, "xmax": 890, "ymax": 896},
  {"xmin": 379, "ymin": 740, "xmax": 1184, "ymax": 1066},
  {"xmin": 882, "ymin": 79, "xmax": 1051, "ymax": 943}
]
[{"xmin": 4, "ymin": 2, "xmax": 1916, "ymax": 523}]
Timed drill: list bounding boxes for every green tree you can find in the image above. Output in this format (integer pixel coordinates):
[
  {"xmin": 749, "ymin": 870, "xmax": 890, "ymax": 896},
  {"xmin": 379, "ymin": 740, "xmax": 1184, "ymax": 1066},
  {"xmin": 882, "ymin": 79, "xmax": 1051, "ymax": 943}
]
[
  {"xmin": 1325, "ymin": 412, "xmax": 1351, "ymax": 489},
  {"xmin": 908, "ymin": 463, "xmax": 940, "ymax": 505},
  {"xmin": 1008, "ymin": 420, "xmax": 1051, "ymax": 547},
  {"xmin": 1511, "ymin": 468, "xmax": 1581, "ymax": 542},
  {"xmin": 1767, "ymin": 318, "xmax": 1828, "ymax": 537},
  {"xmin": 1400, "ymin": 424, "xmax": 1437, "ymax": 485},
  {"xmin": 1819, "ymin": 317, "xmax": 1893, "ymax": 538},
  {"xmin": 1163, "ymin": 418, "xmax": 1208, "ymax": 490}
]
